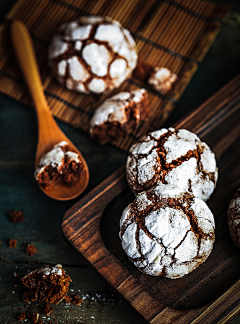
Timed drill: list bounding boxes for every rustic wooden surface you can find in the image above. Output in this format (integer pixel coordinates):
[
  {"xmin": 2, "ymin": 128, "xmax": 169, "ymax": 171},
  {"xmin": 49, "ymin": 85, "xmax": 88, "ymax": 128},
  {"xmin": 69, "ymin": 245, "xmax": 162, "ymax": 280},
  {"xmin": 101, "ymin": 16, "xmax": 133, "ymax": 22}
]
[
  {"xmin": 1, "ymin": 0, "xmax": 240, "ymax": 323},
  {"xmin": 0, "ymin": 0, "xmax": 230, "ymax": 151},
  {"xmin": 62, "ymin": 73, "xmax": 240, "ymax": 324}
]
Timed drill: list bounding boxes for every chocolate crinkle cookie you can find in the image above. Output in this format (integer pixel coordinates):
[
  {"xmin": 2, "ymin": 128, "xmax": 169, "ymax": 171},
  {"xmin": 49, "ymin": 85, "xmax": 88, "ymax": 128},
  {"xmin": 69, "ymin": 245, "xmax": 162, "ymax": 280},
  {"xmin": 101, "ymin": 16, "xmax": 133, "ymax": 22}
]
[
  {"xmin": 227, "ymin": 188, "xmax": 240, "ymax": 247},
  {"xmin": 119, "ymin": 184, "xmax": 215, "ymax": 279},
  {"xmin": 89, "ymin": 88, "xmax": 149, "ymax": 144},
  {"xmin": 35, "ymin": 141, "xmax": 83, "ymax": 188},
  {"xmin": 126, "ymin": 127, "xmax": 218, "ymax": 201},
  {"xmin": 48, "ymin": 15, "xmax": 138, "ymax": 94}
]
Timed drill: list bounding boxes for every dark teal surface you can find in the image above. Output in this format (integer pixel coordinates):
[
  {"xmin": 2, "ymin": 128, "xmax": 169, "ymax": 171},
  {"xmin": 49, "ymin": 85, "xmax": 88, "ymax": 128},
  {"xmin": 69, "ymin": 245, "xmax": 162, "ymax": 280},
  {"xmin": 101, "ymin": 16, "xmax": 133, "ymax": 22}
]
[{"xmin": 1, "ymin": 0, "xmax": 240, "ymax": 323}]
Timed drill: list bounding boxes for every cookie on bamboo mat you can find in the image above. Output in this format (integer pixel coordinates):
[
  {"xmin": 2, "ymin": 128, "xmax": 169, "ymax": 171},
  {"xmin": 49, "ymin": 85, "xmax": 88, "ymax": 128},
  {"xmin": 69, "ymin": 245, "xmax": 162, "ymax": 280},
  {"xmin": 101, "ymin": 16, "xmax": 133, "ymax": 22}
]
[
  {"xmin": 48, "ymin": 16, "xmax": 138, "ymax": 94},
  {"xmin": 126, "ymin": 127, "xmax": 218, "ymax": 201},
  {"xmin": 89, "ymin": 88, "xmax": 149, "ymax": 144},
  {"xmin": 119, "ymin": 184, "xmax": 215, "ymax": 279},
  {"xmin": 227, "ymin": 188, "xmax": 240, "ymax": 247},
  {"xmin": 133, "ymin": 60, "xmax": 178, "ymax": 95}
]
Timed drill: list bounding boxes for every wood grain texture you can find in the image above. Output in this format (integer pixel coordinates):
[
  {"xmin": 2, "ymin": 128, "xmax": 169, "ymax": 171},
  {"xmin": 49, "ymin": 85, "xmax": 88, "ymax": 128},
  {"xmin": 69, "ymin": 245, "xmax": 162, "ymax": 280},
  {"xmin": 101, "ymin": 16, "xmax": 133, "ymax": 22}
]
[
  {"xmin": 62, "ymin": 73, "xmax": 240, "ymax": 323},
  {"xmin": 0, "ymin": 0, "xmax": 230, "ymax": 151}
]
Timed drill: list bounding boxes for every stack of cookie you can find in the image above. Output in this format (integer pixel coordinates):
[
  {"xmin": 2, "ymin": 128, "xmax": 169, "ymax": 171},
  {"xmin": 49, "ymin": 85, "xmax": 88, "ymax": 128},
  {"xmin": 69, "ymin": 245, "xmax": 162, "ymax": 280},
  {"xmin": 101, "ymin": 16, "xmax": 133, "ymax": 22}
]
[{"xmin": 119, "ymin": 127, "xmax": 218, "ymax": 279}]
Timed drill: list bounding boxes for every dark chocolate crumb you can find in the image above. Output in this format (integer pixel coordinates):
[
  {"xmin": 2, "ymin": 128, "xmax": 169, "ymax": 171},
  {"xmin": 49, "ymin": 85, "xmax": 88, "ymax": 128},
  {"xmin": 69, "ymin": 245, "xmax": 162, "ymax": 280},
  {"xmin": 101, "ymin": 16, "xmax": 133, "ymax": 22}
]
[
  {"xmin": 9, "ymin": 210, "xmax": 24, "ymax": 223},
  {"xmin": 9, "ymin": 238, "xmax": 17, "ymax": 249},
  {"xmin": 26, "ymin": 244, "xmax": 37, "ymax": 256}
]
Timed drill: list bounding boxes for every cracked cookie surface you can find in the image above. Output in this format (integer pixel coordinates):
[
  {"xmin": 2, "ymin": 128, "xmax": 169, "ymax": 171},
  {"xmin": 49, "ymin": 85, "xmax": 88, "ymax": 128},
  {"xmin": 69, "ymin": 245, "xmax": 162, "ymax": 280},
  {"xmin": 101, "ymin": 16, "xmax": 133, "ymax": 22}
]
[
  {"xmin": 126, "ymin": 127, "xmax": 218, "ymax": 201},
  {"xmin": 48, "ymin": 15, "xmax": 138, "ymax": 94},
  {"xmin": 119, "ymin": 184, "xmax": 215, "ymax": 279},
  {"xmin": 227, "ymin": 188, "xmax": 240, "ymax": 247}
]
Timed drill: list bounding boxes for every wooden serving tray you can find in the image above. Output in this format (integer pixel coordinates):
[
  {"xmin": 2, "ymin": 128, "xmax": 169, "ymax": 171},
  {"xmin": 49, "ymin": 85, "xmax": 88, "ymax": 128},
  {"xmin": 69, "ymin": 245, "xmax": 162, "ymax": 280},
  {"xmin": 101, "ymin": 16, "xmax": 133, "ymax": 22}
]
[{"xmin": 62, "ymin": 74, "xmax": 240, "ymax": 324}]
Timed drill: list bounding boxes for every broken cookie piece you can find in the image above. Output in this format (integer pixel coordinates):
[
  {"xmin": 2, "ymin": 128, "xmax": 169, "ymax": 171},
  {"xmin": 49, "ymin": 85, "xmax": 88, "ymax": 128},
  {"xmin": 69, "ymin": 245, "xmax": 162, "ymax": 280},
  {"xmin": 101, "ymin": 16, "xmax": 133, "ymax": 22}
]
[
  {"xmin": 119, "ymin": 184, "xmax": 215, "ymax": 279},
  {"xmin": 134, "ymin": 60, "xmax": 177, "ymax": 95},
  {"xmin": 21, "ymin": 264, "xmax": 71, "ymax": 304},
  {"xmin": 89, "ymin": 88, "xmax": 149, "ymax": 144},
  {"xmin": 48, "ymin": 16, "xmax": 138, "ymax": 94},
  {"xmin": 35, "ymin": 141, "xmax": 83, "ymax": 189},
  {"xmin": 126, "ymin": 127, "xmax": 218, "ymax": 201},
  {"xmin": 148, "ymin": 67, "xmax": 177, "ymax": 95}
]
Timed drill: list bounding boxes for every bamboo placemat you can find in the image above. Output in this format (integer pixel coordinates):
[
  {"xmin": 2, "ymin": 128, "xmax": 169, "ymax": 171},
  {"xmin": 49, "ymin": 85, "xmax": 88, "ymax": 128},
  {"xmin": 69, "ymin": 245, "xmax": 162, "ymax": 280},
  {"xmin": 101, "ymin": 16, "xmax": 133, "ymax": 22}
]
[{"xmin": 0, "ymin": 0, "xmax": 230, "ymax": 151}]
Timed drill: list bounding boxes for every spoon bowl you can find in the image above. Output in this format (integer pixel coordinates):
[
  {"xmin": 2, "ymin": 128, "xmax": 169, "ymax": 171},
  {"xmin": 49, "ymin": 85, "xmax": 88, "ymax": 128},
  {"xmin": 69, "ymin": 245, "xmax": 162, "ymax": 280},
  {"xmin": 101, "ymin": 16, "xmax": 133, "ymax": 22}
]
[{"xmin": 11, "ymin": 20, "xmax": 89, "ymax": 200}]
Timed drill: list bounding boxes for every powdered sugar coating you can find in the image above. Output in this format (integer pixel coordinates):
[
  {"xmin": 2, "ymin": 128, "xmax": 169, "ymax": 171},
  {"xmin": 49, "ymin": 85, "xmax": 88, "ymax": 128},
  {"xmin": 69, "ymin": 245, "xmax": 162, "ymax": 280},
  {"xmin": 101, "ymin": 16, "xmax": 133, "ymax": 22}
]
[
  {"xmin": 48, "ymin": 16, "xmax": 138, "ymax": 94},
  {"xmin": 148, "ymin": 67, "xmax": 177, "ymax": 95},
  {"xmin": 126, "ymin": 128, "xmax": 218, "ymax": 201},
  {"xmin": 90, "ymin": 89, "xmax": 145, "ymax": 127},
  {"xmin": 34, "ymin": 141, "xmax": 82, "ymax": 186},
  {"xmin": 227, "ymin": 188, "xmax": 240, "ymax": 247},
  {"xmin": 22, "ymin": 264, "xmax": 63, "ymax": 280},
  {"xmin": 35, "ymin": 141, "xmax": 68, "ymax": 177},
  {"xmin": 89, "ymin": 88, "xmax": 149, "ymax": 144},
  {"xmin": 119, "ymin": 184, "xmax": 215, "ymax": 278}
]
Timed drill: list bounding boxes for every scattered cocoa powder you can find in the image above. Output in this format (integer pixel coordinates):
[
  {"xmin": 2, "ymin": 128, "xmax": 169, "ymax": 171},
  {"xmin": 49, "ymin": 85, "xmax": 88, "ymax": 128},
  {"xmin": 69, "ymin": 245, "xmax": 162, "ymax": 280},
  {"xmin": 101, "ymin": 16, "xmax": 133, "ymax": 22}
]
[
  {"xmin": 9, "ymin": 210, "xmax": 24, "ymax": 223},
  {"xmin": 26, "ymin": 244, "xmax": 37, "ymax": 256},
  {"xmin": 9, "ymin": 238, "xmax": 17, "ymax": 248}
]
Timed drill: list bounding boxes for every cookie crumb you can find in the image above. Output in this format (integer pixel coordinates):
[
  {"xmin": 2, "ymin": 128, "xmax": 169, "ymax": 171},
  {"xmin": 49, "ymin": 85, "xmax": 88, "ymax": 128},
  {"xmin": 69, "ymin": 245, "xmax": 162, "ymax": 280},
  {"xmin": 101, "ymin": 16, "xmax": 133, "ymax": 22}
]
[
  {"xmin": 63, "ymin": 295, "xmax": 72, "ymax": 304},
  {"xmin": 26, "ymin": 244, "xmax": 37, "ymax": 256},
  {"xmin": 9, "ymin": 238, "xmax": 17, "ymax": 249},
  {"xmin": 22, "ymin": 291, "xmax": 30, "ymax": 303},
  {"xmin": 44, "ymin": 304, "xmax": 54, "ymax": 315},
  {"xmin": 72, "ymin": 295, "xmax": 83, "ymax": 306},
  {"xmin": 10, "ymin": 210, "xmax": 24, "ymax": 223},
  {"xmin": 28, "ymin": 312, "xmax": 40, "ymax": 323},
  {"xmin": 17, "ymin": 312, "xmax": 26, "ymax": 321},
  {"xmin": 148, "ymin": 67, "xmax": 178, "ymax": 95}
]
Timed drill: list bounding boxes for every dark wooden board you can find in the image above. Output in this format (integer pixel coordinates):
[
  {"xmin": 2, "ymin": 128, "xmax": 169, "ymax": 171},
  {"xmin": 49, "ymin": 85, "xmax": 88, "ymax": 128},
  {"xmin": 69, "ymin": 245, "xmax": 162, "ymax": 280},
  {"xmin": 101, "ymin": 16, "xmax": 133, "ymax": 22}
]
[
  {"xmin": 0, "ymin": 0, "xmax": 230, "ymax": 151},
  {"xmin": 62, "ymin": 73, "xmax": 240, "ymax": 323}
]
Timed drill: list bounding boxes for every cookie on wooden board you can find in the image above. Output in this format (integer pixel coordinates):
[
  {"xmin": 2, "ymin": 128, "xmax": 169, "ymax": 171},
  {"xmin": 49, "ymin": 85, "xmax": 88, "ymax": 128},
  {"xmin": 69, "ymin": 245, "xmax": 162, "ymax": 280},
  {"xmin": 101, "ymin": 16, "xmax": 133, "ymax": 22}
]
[
  {"xmin": 126, "ymin": 127, "xmax": 218, "ymax": 201},
  {"xmin": 119, "ymin": 184, "xmax": 215, "ymax": 279}
]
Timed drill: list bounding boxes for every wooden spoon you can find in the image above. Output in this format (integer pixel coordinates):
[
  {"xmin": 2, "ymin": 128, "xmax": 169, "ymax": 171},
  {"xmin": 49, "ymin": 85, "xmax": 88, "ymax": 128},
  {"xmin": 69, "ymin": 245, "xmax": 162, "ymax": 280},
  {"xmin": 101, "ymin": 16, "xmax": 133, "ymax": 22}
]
[{"xmin": 11, "ymin": 20, "xmax": 89, "ymax": 200}]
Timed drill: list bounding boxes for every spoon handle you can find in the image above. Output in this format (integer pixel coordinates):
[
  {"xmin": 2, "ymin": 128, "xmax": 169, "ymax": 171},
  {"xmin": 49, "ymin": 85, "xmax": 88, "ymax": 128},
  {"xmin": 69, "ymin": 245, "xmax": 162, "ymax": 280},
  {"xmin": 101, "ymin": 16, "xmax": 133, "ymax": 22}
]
[
  {"xmin": 11, "ymin": 20, "xmax": 67, "ymax": 164},
  {"xmin": 11, "ymin": 20, "xmax": 49, "ymax": 113}
]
